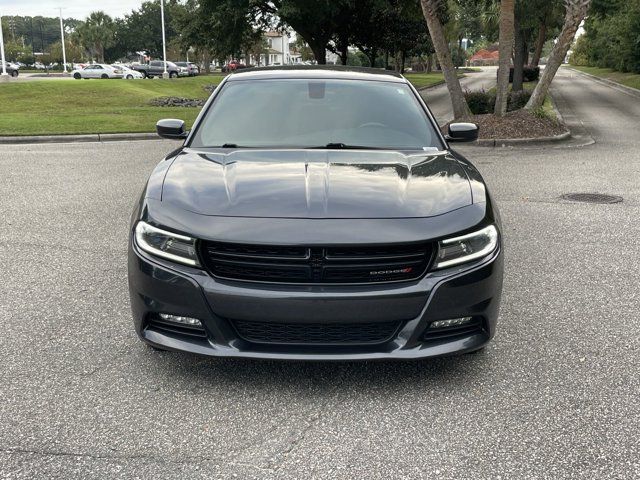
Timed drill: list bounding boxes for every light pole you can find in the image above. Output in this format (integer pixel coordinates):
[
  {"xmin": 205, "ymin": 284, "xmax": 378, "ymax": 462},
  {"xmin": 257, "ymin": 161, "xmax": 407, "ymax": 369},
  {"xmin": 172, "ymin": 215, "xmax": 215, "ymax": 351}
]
[
  {"xmin": 59, "ymin": 8, "xmax": 67, "ymax": 73},
  {"xmin": 0, "ymin": 13, "xmax": 9, "ymax": 79},
  {"xmin": 160, "ymin": 0, "xmax": 168, "ymax": 78}
]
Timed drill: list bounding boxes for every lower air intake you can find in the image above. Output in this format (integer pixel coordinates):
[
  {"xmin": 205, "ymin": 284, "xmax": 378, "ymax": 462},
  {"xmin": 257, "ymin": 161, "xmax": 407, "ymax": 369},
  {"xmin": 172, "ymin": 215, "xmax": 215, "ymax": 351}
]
[
  {"xmin": 146, "ymin": 314, "xmax": 207, "ymax": 338},
  {"xmin": 232, "ymin": 319, "xmax": 402, "ymax": 345}
]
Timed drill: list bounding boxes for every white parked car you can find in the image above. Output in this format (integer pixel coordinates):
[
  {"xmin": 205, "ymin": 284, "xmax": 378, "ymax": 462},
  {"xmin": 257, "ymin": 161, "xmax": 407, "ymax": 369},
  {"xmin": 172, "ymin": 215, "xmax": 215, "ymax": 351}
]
[
  {"xmin": 114, "ymin": 65, "xmax": 144, "ymax": 80},
  {"xmin": 72, "ymin": 64, "xmax": 124, "ymax": 79}
]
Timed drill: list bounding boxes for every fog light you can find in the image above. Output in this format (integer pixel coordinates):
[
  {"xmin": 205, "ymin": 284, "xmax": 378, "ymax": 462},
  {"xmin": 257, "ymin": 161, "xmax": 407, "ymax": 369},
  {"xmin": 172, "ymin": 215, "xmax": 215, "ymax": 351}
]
[
  {"xmin": 429, "ymin": 317, "xmax": 473, "ymax": 329},
  {"xmin": 159, "ymin": 313, "xmax": 203, "ymax": 327}
]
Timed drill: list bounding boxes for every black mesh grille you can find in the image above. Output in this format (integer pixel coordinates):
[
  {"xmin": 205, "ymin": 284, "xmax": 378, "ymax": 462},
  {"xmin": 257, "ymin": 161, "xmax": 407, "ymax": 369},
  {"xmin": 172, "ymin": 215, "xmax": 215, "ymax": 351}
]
[
  {"xmin": 232, "ymin": 319, "xmax": 402, "ymax": 345},
  {"xmin": 422, "ymin": 318, "xmax": 484, "ymax": 343},
  {"xmin": 200, "ymin": 242, "xmax": 433, "ymax": 284}
]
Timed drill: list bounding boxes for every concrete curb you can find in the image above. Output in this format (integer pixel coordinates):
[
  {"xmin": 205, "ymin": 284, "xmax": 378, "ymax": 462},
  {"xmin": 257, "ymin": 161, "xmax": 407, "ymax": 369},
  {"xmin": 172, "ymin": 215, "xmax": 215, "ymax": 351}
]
[
  {"xmin": 566, "ymin": 67, "xmax": 640, "ymax": 99},
  {"xmin": 0, "ymin": 132, "xmax": 159, "ymax": 145},
  {"xmin": 475, "ymin": 130, "xmax": 571, "ymax": 147}
]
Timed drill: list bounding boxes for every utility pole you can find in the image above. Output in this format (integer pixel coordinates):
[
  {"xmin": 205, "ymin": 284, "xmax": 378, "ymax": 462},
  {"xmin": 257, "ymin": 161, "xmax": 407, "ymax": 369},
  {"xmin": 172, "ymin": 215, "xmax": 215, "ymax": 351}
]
[
  {"xmin": 0, "ymin": 13, "xmax": 8, "ymax": 79},
  {"xmin": 160, "ymin": 0, "xmax": 168, "ymax": 78},
  {"xmin": 59, "ymin": 8, "xmax": 67, "ymax": 73},
  {"xmin": 30, "ymin": 17, "xmax": 35, "ymax": 59}
]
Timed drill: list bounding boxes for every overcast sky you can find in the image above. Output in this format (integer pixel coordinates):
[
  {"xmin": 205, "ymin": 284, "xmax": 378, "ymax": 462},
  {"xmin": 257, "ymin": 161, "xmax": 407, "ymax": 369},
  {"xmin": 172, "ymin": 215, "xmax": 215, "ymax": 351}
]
[{"xmin": 0, "ymin": 0, "xmax": 144, "ymax": 20}]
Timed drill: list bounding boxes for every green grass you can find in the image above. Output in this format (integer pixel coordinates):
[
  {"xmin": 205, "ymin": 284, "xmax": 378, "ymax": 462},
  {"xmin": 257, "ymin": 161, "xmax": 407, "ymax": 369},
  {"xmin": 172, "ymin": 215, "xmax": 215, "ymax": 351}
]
[
  {"xmin": 1, "ymin": 72, "xmax": 447, "ymax": 136},
  {"xmin": 570, "ymin": 66, "xmax": 640, "ymax": 91},
  {"xmin": 403, "ymin": 72, "xmax": 457, "ymax": 88},
  {"xmin": 0, "ymin": 76, "xmax": 225, "ymax": 136},
  {"xmin": 530, "ymin": 95, "xmax": 557, "ymax": 121}
]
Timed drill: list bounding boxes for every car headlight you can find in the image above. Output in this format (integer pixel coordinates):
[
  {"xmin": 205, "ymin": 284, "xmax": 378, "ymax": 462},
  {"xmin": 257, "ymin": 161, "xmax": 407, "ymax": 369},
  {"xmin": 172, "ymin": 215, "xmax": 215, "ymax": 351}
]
[
  {"xmin": 134, "ymin": 221, "xmax": 200, "ymax": 267},
  {"xmin": 435, "ymin": 225, "xmax": 499, "ymax": 269}
]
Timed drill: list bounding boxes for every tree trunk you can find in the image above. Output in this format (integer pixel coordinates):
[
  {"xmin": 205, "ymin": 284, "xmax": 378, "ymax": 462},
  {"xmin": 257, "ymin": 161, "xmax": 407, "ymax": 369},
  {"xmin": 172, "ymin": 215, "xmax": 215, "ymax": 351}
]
[
  {"xmin": 369, "ymin": 49, "xmax": 377, "ymax": 67},
  {"xmin": 310, "ymin": 43, "xmax": 327, "ymax": 65},
  {"xmin": 495, "ymin": 0, "xmax": 515, "ymax": 116},
  {"xmin": 526, "ymin": 0, "xmax": 592, "ymax": 110},
  {"xmin": 203, "ymin": 52, "xmax": 211, "ymax": 73},
  {"xmin": 513, "ymin": 23, "xmax": 525, "ymax": 92},
  {"xmin": 401, "ymin": 50, "xmax": 406, "ymax": 74},
  {"xmin": 531, "ymin": 21, "xmax": 547, "ymax": 66},
  {"xmin": 340, "ymin": 43, "xmax": 348, "ymax": 65},
  {"xmin": 420, "ymin": 0, "xmax": 471, "ymax": 120},
  {"xmin": 426, "ymin": 54, "xmax": 432, "ymax": 73}
]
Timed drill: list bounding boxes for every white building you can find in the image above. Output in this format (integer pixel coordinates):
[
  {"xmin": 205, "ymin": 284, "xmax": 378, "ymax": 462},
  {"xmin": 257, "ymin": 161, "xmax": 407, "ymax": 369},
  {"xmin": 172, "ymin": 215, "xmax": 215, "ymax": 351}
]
[{"xmin": 246, "ymin": 31, "xmax": 303, "ymax": 66}]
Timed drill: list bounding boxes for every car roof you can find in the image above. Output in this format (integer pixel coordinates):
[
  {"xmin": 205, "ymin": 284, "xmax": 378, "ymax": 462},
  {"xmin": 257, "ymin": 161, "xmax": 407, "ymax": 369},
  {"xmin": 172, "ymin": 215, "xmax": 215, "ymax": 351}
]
[{"xmin": 227, "ymin": 65, "xmax": 406, "ymax": 83}]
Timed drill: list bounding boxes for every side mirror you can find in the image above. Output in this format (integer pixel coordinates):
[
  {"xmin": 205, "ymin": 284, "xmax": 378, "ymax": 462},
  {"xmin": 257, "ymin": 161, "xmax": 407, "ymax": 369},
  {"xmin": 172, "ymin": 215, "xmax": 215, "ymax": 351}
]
[
  {"xmin": 446, "ymin": 122, "xmax": 479, "ymax": 143},
  {"xmin": 156, "ymin": 119, "xmax": 188, "ymax": 140}
]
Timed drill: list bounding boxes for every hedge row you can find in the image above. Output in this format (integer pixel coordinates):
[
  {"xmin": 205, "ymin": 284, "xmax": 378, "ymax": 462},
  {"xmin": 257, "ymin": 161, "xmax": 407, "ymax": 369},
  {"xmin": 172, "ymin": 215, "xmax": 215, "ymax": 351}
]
[{"xmin": 464, "ymin": 90, "xmax": 532, "ymax": 115}]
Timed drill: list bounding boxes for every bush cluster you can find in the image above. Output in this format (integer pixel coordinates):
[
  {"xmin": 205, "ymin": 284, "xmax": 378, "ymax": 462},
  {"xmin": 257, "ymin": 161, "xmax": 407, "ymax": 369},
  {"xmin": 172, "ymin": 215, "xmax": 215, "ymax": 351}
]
[
  {"xmin": 572, "ymin": 0, "xmax": 640, "ymax": 73},
  {"xmin": 508, "ymin": 65, "xmax": 540, "ymax": 83},
  {"xmin": 464, "ymin": 90, "xmax": 533, "ymax": 115}
]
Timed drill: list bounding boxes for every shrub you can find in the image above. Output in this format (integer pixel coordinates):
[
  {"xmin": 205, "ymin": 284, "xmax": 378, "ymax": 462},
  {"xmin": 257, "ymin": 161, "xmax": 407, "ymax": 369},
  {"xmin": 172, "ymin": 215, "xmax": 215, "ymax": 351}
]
[
  {"xmin": 464, "ymin": 89, "xmax": 533, "ymax": 114},
  {"xmin": 507, "ymin": 90, "xmax": 531, "ymax": 110},
  {"xmin": 506, "ymin": 65, "xmax": 541, "ymax": 82},
  {"xmin": 582, "ymin": 1, "xmax": 640, "ymax": 73},
  {"xmin": 465, "ymin": 89, "xmax": 495, "ymax": 114}
]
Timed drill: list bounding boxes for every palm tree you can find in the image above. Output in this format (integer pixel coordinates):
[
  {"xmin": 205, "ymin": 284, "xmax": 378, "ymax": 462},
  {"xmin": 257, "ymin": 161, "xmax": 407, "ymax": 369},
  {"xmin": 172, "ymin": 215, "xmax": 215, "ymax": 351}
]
[
  {"xmin": 494, "ymin": 0, "xmax": 515, "ymax": 116},
  {"xmin": 420, "ymin": 0, "xmax": 471, "ymax": 120},
  {"xmin": 526, "ymin": 0, "xmax": 591, "ymax": 110},
  {"xmin": 76, "ymin": 11, "xmax": 115, "ymax": 62}
]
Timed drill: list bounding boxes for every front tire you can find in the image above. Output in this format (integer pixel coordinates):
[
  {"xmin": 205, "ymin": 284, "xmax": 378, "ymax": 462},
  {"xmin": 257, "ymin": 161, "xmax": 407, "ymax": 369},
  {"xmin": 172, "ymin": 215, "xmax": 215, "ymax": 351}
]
[
  {"xmin": 169, "ymin": 71, "xmax": 178, "ymax": 78},
  {"xmin": 73, "ymin": 72, "xmax": 81, "ymax": 79},
  {"xmin": 11, "ymin": 70, "xmax": 18, "ymax": 78},
  {"xmin": 101, "ymin": 74, "xmax": 108, "ymax": 79},
  {"xmin": 126, "ymin": 74, "xmax": 133, "ymax": 79}
]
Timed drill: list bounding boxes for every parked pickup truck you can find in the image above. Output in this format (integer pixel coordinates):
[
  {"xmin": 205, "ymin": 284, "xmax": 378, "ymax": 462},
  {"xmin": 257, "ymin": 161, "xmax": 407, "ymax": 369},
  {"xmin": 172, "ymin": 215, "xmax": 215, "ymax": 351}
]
[{"xmin": 132, "ymin": 60, "xmax": 184, "ymax": 78}]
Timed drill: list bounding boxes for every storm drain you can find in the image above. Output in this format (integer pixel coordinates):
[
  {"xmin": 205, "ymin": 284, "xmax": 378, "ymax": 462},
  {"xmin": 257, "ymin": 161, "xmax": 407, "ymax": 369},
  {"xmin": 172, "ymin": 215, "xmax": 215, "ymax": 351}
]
[{"xmin": 560, "ymin": 193, "xmax": 623, "ymax": 204}]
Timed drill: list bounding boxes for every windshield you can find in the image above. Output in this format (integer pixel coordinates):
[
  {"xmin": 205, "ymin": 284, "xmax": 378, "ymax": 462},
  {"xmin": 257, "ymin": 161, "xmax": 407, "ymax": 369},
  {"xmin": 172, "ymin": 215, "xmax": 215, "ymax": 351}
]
[{"xmin": 190, "ymin": 78, "xmax": 442, "ymax": 150}]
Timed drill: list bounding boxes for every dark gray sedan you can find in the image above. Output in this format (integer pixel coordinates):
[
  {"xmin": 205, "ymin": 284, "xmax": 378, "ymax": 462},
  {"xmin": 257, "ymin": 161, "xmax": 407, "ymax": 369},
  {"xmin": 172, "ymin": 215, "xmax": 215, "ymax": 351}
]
[{"xmin": 128, "ymin": 66, "xmax": 503, "ymax": 360}]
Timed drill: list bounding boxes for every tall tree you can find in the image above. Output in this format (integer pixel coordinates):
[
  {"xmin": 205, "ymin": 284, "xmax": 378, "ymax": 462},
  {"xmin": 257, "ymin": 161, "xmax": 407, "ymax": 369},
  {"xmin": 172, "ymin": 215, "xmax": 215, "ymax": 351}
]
[
  {"xmin": 525, "ymin": 0, "xmax": 592, "ymax": 110},
  {"xmin": 109, "ymin": 0, "xmax": 183, "ymax": 61},
  {"xmin": 75, "ymin": 11, "xmax": 115, "ymax": 62},
  {"xmin": 494, "ymin": 0, "xmax": 515, "ymax": 116},
  {"xmin": 351, "ymin": 0, "xmax": 387, "ymax": 67},
  {"xmin": 511, "ymin": 9, "xmax": 527, "ymax": 92},
  {"xmin": 254, "ymin": 0, "xmax": 344, "ymax": 64},
  {"xmin": 420, "ymin": 0, "xmax": 471, "ymax": 120},
  {"xmin": 512, "ymin": 0, "xmax": 563, "ymax": 90}
]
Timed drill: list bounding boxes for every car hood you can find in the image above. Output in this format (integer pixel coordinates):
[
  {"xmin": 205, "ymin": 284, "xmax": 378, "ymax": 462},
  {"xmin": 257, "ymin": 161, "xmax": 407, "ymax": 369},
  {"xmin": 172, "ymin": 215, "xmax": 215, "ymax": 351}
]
[{"xmin": 160, "ymin": 149, "xmax": 472, "ymax": 219}]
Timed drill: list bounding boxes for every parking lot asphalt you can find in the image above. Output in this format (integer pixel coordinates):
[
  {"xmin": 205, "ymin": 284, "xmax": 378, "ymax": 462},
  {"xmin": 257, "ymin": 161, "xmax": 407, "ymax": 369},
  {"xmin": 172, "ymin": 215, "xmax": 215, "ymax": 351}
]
[{"xmin": 1, "ymin": 68, "xmax": 639, "ymax": 479}]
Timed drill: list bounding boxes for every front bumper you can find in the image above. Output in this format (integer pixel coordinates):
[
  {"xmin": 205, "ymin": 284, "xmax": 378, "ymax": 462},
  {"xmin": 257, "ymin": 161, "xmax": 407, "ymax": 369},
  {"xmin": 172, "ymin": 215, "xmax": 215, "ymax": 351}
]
[{"xmin": 128, "ymin": 240, "xmax": 503, "ymax": 360}]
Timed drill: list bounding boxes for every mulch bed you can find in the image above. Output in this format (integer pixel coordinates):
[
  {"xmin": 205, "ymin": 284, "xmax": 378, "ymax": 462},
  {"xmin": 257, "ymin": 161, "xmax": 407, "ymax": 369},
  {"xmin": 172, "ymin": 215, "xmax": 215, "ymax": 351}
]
[
  {"xmin": 444, "ymin": 109, "xmax": 568, "ymax": 140},
  {"xmin": 149, "ymin": 97, "xmax": 206, "ymax": 107}
]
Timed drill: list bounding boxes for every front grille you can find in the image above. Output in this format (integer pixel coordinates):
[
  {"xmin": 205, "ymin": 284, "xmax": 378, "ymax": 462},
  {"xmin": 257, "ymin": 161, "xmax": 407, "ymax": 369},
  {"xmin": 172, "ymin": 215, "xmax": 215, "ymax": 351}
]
[
  {"xmin": 199, "ymin": 241, "xmax": 433, "ymax": 284},
  {"xmin": 422, "ymin": 318, "xmax": 485, "ymax": 343},
  {"xmin": 146, "ymin": 315, "xmax": 207, "ymax": 338},
  {"xmin": 232, "ymin": 319, "xmax": 402, "ymax": 345}
]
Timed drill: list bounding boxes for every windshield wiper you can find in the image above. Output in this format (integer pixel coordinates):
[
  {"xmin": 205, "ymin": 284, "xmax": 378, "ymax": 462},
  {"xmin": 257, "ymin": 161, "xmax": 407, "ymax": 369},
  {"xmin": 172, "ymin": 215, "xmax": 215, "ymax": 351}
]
[{"xmin": 307, "ymin": 143, "xmax": 385, "ymax": 150}]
